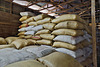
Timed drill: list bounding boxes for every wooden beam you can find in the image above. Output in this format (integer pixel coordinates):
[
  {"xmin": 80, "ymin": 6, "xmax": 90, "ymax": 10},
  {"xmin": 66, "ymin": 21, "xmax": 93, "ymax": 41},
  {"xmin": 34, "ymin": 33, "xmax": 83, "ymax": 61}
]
[
  {"xmin": 50, "ymin": 0, "xmax": 54, "ymax": 2},
  {"xmin": 79, "ymin": 7, "xmax": 91, "ymax": 15},
  {"xmin": 67, "ymin": 6, "xmax": 91, "ymax": 14},
  {"xmin": 57, "ymin": 1, "xmax": 90, "ymax": 13},
  {"xmin": 82, "ymin": 15, "xmax": 100, "ymax": 18},
  {"xmin": 5, "ymin": 0, "xmax": 13, "ymax": 2},
  {"xmin": 81, "ymin": 13, "xmax": 91, "ymax": 16},
  {"xmin": 39, "ymin": 0, "xmax": 74, "ymax": 11},
  {"xmin": 91, "ymin": 0, "xmax": 97, "ymax": 67},
  {"xmin": 81, "ymin": 12, "xmax": 100, "ymax": 17},
  {"xmin": 10, "ymin": 0, "xmax": 13, "ymax": 14},
  {"xmin": 49, "ymin": 1, "xmax": 90, "ymax": 14},
  {"xmin": 0, "ymin": 6, "xmax": 10, "ymax": 10}
]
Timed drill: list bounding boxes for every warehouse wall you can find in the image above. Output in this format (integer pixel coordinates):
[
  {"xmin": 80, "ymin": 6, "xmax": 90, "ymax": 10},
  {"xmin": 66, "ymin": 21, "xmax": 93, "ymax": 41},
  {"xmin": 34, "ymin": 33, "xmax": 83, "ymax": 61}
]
[
  {"xmin": 0, "ymin": 11, "xmax": 20, "ymax": 37},
  {"xmin": 0, "ymin": 0, "xmax": 26, "ymax": 15}
]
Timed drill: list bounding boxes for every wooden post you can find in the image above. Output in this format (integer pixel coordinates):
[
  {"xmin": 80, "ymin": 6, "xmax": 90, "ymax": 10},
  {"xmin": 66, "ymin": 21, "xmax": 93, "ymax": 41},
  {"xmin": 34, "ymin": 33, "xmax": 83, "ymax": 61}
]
[
  {"xmin": 91, "ymin": 0, "xmax": 97, "ymax": 67},
  {"xmin": 10, "ymin": 0, "xmax": 13, "ymax": 14}
]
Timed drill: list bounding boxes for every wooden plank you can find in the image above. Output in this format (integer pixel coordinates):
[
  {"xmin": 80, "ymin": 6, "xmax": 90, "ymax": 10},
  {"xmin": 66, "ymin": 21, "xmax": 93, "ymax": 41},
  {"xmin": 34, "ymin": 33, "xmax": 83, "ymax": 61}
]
[{"xmin": 91, "ymin": 0, "xmax": 97, "ymax": 67}]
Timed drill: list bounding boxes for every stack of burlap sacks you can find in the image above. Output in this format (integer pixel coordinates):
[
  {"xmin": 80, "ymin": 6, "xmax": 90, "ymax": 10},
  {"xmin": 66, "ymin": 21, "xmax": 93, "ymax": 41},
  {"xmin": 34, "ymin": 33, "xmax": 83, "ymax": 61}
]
[
  {"xmin": 18, "ymin": 12, "xmax": 35, "ymax": 38},
  {"xmin": 18, "ymin": 13, "xmax": 55, "ymax": 46},
  {"xmin": 51, "ymin": 14, "xmax": 92, "ymax": 63},
  {"xmin": 0, "ymin": 13, "xmax": 93, "ymax": 67},
  {"xmin": 18, "ymin": 13, "xmax": 92, "ymax": 63}
]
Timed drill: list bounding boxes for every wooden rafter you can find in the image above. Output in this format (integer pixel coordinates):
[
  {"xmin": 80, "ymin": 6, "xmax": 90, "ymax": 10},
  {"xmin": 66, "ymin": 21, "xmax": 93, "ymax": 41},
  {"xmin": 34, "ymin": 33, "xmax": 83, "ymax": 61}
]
[
  {"xmin": 81, "ymin": 12, "xmax": 100, "ymax": 17},
  {"xmin": 39, "ymin": 0, "xmax": 74, "ymax": 11},
  {"xmin": 50, "ymin": 0, "xmax": 54, "ymax": 2},
  {"xmin": 58, "ymin": 5, "xmax": 64, "ymax": 9},
  {"xmin": 47, "ymin": 0, "xmax": 74, "ymax": 13},
  {"xmin": 81, "ymin": 13, "xmax": 91, "ymax": 16},
  {"xmin": 79, "ymin": 7, "xmax": 91, "ymax": 15},
  {"xmin": 67, "ymin": 7, "xmax": 91, "ymax": 14},
  {"xmin": 48, "ymin": 1, "xmax": 90, "ymax": 14}
]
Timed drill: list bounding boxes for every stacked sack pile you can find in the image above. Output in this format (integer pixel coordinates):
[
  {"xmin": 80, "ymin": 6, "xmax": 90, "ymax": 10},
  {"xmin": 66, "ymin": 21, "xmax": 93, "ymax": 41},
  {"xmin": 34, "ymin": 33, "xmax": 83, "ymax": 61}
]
[
  {"xmin": 51, "ymin": 14, "xmax": 92, "ymax": 63},
  {"xmin": 18, "ymin": 12, "xmax": 55, "ymax": 46},
  {"xmin": 18, "ymin": 12, "xmax": 35, "ymax": 38},
  {"xmin": 34, "ymin": 14, "xmax": 55, "ymax": 46},
  {"xmin": 18, "ymin": 13, "xmax": 92, "ymax": 64}
]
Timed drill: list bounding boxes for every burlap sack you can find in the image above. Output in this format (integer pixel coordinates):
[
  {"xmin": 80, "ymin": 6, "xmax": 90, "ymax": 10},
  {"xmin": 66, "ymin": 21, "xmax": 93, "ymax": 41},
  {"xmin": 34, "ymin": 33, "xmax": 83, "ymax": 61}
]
[
  {"xmin": 55, "ymin": 48, "xmax": 84, "ymax": 58},
  {"xmin": 24, "ymin": 35, "xmax": 32, "ymax": 39},
  {"xmin": 52, "ymin": 29, "xmax": 84, "ymax": 36},
  {"xmin": 19, "ymin": 16, "xmax": 30, "ymax": 21},
  {"xmin": 0, "ymin": 49, "xmax": 38, "ymax": 67},
  {"xmin": 18, "ymin": 32, "xmax": 25, "ymax": 36},
  {"xmin": 18, "ymin": 27, "xmax": 26, "ymax": 32},
  {"xmin": 53, "ymin": 42, "xmax": 76, "ymax": 50},
  {"xmin": 31, "ymin": 25, "xmax": 43, "ymax": 31},
  {"xmin": 54, "ymin": 21, "xmax": 84, "ymax": 29},
  {"xmin": 24, "ymin": 31, "xmax": 35, "ymax": 35},
  {"xmin": 25, "ymin": 26, "xmax": 34, "ymax": 31},
  {"xmin": 5, "ymin": 60, "xmax": 46, "ymax": 67},
  {"xmin": 76, "ymin": 56, "xmax": 86, "ymax": 63},
  {"xmin": 76, "ymin": 40, "xmax": 91, "ymax": 50},
  {"xmin": 84, "ymin": 25, "xmax": 92, "ymax": 35},
  {"xmin": 53, "ymin": 35, "xmax": 85, "ymax": 45},
  {"xmin": 5, "ymin": 37, "xmax": 20, "ymax": 44},
  {"xmin": 38, "ymin": 52, "xmax": 83, "ymax": 67},
  {"xmin": 37, "ymin": 17, "xmax": 52, "ymax": 25},
  {"xmin": 22, "ymin": 16, "xmax": 34, "ymax": 24},
  {"xmin": 52, "ymin": 14, "xmax": 87, "ymax": 25},
  {"xmin": 43, "ymin": 23, "xmax": 55, "ymax": 30},
  {"xmin": 19, "ymin": 24, "xmax": 28, "ymax": 28},
  {"xmin": 36, "ymin": 39, "xmax": 52, "ymax": 45},
  {"xmin": 19, "ymin": 35, "xmax": 25, "ymax": 38},
  {"xmin": 31, "ymin": 35, "xmax": 41, "ymax": 40},
  {"xmin": 20, "ymin": 12, "xmax": 35, "ymax": 16},
  {"xmin": 11, "ymin": 39, "xmax": 28, "ymax": 49},
  {"xmin": 26, "ymin": 46, "xmax": 55, "ymax": 57},
  {"xmin": 34, "ymin": 14, "xmax": 48, "ymax": 21},
  {"xmin": 28, "ymin": 22, "xmax": 37, "ymax": 26},
  {"xmin": 40, "ymin": 34, "xmax": 55, "ymax": 40},
  {"xmin": 0, "ymin": 45, "xmax": 13, "ymax": 49},
  {"xmin": 27, "ymin": 39, "xmax": 36, "ymax": 45},
  {"xmin": 0, "ymin": 37, "xmax": 7, "ymax": 44},
  {"xmin": 35, "ymin": 29, "xmax": 51, "ymax": 35},
  {"xmin": 80, "ymin": 56, "xmax": 92, "ymax": 66}
]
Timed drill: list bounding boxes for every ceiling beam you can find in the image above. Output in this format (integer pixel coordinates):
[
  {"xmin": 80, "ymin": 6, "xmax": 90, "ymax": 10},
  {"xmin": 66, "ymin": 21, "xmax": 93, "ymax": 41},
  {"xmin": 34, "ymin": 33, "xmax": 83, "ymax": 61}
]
[
  {"xmin": 39, "ymin": 0, "xmax": 74, "ymax": 11},
  {"xmin": 79, "ymin": 7, "xmax": 91, "ymax": 15},
  {"xmin": 67, "ymin": 7, "xmax": 91, "ymax": 14},
  {"xmin": 48, "ymin": 1, "xmax": 90, "ymax": 14}
]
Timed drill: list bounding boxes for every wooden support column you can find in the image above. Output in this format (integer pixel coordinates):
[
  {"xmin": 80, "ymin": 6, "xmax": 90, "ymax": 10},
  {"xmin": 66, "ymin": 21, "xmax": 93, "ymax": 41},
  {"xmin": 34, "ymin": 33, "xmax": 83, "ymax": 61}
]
[
  {"xmin": 10, "ymin": 0, "xmax": 13, "ymax": 14},
  {"xmin": 91, "ymin": 0, "xmax": 97, "ymax": 67}
]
